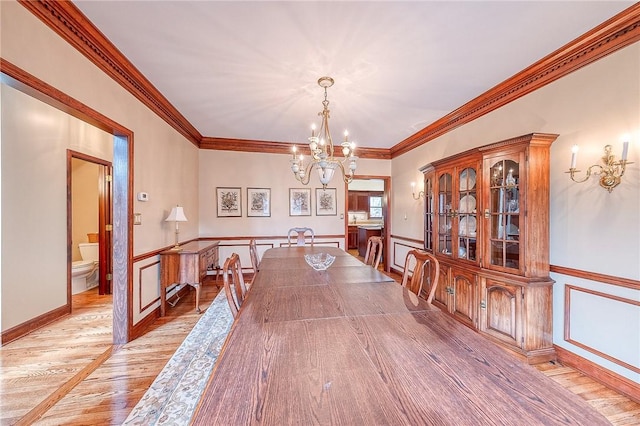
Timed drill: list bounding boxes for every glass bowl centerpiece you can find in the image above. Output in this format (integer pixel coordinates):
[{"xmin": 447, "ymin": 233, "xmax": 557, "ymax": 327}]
[{"xmin": 304, "ymin": 253, "xmax": 336, "ymax": 271}]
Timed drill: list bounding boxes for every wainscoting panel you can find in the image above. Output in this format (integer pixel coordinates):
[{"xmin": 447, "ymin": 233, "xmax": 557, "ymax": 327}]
[
  {"xmin": 389, "ymin": 236, "xmax": 424, "ymax": 274},
  {"xmin": 132, "ymin": 258, "xmax": 163, "ymax": 324},
  {"xmin": 138, "ymin": 260, "xmax": 161, "ymax": 315},
  {"xmin": 565, "ymin": 285, "xmax": 640, "ymax": 375}
]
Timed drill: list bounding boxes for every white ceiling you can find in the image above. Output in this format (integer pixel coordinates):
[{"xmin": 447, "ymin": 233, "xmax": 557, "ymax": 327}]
[{"xmin": 73, "ymin": 1, "xmax": 633, "ymax": 150}]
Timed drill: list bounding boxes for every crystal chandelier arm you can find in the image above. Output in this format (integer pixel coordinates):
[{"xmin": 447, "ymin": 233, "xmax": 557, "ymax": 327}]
[
  {"xmin": 294, "ymin": 161, "xmax": 313, "ymax": 185},
  {"xmin": 336, "ymin": 159, "xmax": 354, "ymax": 184}
]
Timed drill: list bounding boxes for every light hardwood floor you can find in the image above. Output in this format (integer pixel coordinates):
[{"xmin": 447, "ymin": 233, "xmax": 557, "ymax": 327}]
[
  {"xmin": 0, "ymin": 280, "xmax": 221, "ymax": 425},
  {"xmin": 1, "ymin": 274, "xmax": 639, "ymax": 425}
]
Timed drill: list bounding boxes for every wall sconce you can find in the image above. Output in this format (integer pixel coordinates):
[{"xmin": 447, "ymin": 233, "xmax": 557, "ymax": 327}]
[
  {"xmin": 411, "ymin": 182, "xmax": 424, "ymax": 200},
  {"xmin": 165, "ymin": 205, "xmax": 188, "ymax": 250},
  {"xmin": 566, "ymin": 140, "xmax": 632, "ymax": 193}
]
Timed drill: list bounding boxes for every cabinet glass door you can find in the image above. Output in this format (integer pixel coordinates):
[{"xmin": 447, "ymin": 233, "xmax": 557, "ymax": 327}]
[
  {"xmin": 457, "ymin": 166, "xmax": 478, "ymax": 261},
  {"xmin": 424, "ymin": 175, "xmax": 434, "ymax": 252},
  {"xmin": 437, "ymin": 172, "xmax": 453, "ymax": 256},
  {"xmin": 488, "ymin": 159, "xmax": 520, "ymax": 270}
]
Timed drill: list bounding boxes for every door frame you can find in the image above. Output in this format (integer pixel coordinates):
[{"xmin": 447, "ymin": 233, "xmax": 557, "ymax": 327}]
[
  {"xmin": 68, "ymin": 151, "xmax": 113, "ymax": 297},
  {"xmin": 345, "ymin": 176, "xmax": 391, "ymax": 272}
]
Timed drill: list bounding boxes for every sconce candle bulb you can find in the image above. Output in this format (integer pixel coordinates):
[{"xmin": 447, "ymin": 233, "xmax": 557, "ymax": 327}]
[{"xmin": 570, "ymin": 145, "xmax": 578, "ymax": 169}]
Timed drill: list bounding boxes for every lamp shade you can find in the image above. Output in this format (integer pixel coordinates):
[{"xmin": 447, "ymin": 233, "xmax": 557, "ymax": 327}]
[{"xmin": 165, "ymin": 206, "xmax": 188, "ymax": 222}]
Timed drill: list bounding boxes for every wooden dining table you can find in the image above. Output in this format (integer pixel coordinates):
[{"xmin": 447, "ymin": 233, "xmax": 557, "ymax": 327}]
[{"xmin": 191, "ymin": 246, "xmax": 609, "ymax": 425}]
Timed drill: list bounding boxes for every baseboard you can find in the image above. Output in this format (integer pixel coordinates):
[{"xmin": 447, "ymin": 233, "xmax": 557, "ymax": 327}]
[
  {"xmin": 131, "ymin": 307, "xmax": 160, "ymax": 341},
  {"xmin": 2, "ymin": 304, "xmax": 70, "ymax": 345},
  {"xmin": 555, "ymin": 345, "xmax": 640, "ymax": 404}
]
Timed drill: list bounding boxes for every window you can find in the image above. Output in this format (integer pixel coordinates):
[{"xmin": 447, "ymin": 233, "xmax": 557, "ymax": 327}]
[{"xmin": 369, "ymin": 196, "xmax": 383, "ymax": 218}]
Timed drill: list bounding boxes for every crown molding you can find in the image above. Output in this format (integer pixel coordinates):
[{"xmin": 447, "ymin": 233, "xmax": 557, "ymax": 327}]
[
  {"xmin": 390, "ymin": 3, "xmax": 640, "ymax": 158},
  {"xmin": 201, "ymin": 137, "xmax": 391, "ymax": 160}
]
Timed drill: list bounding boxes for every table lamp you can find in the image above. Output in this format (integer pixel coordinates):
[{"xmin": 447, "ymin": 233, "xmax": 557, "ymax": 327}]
[{"xmin": 165, "ymin": 205, "xmax": 188, "ymax": 249}]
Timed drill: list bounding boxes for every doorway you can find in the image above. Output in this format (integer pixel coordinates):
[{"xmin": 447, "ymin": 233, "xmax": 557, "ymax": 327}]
[
  {"xmin": 68, "ymin": 151, "xmax": 113, "ymax": 302},
  {"xmin": 345, "ymin": 176, "xmax": 391, "ymax": 272}
]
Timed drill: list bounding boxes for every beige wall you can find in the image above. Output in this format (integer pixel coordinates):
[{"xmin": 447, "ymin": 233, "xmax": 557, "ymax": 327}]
[
  {"xmin": 390, "ymin": 43, "xmax": 640, "ymax": 382},
  {"xmin": 198, "ymin": 150, "xmax": 389, "ymax": 240},
  {"xmin": 1, "ymin": 85, "xmax": 112, "ymax": 329}
]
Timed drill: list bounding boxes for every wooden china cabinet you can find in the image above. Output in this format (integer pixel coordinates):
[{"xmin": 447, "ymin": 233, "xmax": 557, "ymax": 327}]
[{"xmin": 420, "ymin": 133, "xmax": 558, "ymax": 363}]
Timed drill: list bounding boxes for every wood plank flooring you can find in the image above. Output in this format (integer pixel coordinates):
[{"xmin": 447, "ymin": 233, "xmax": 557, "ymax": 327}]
[
  {"xmin": 1, "ymin": 269, "xmax": 639, "ymax": 425},
  {"xmin": 1, "ymin": 280, "xmax": 221, "ymax": 425}
]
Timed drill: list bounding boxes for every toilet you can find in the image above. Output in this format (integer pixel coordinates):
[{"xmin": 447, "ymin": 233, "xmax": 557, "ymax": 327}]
[{"xmin": 72, "ymin": 242, "xmax": 99, "ymax": 294}]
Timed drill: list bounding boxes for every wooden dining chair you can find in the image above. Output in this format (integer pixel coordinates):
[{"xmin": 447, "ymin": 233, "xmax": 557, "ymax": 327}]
[
  {"xmin": 401, "ymin": 249, "xmax": 440, "ymax": 303},
  {"xmin": 363, "ymin": 236, "xmax": 383, "ymax": 269},
  {"xmin": 249, "ymin": 239, "xmax": 260, "ymax": 284},
  {"xmin": 287, "ymin": 227, "xmax": 315, "ymax": 246},
  {"xmin": 222, "ymin": 253, "xmax": 248, "ymax": 318}
]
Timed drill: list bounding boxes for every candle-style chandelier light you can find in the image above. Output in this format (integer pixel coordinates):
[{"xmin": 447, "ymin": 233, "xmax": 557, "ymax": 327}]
[{"xmin": 290, "ymin": 77, "xmax": 357, "ymax": 189}]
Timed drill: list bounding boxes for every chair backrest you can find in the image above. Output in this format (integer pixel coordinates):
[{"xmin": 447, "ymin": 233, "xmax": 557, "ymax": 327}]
[
  {"xmin": 222, "ymin": 253, "xmax": 248, "ymax": 318},
  {"xmin": 363, "ymin": 236, "xmax": 383, "ymax": 269},
  {"xmin": 401, "ymin": 250, "xmax": 440, "ymax": 303},
  {"xmin": 249, "ymin": 239, "xmax": 260, "ymax": 273},
  {"xmin": 287, "ymin": 227, "xmax": 315, "ymax": 247}
]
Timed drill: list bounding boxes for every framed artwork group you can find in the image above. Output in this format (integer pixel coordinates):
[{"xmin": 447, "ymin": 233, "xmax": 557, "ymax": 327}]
[{"xmin": 216, "ymin": 186, "xmax": 336, "ymax": 217}]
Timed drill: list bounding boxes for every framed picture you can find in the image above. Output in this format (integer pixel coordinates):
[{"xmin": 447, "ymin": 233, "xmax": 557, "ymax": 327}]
[
  {"xmin": 289, "ymin": 188, "xmax": 311, "ymax": 216},
  {"xmin": 247, "ymin": 187, "xmax": 271, "ymax": 217},
  {"xmin": 216, "ymin": 187, "xmax": 242, "ymax": 217},
  {"xmin": 316, "ymin": 188, "xmax": 337, "ymax": 216}
]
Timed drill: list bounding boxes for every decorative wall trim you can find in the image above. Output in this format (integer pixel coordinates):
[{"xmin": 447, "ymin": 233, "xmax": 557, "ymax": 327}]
[
  {"xmin": 564, "ymin": 285, "xmax": 640, "ymax": 374},
  {"xmin": 390, "ymin": 4, "xmax": 640, "ymax": 158},
  {"xmin": 390, "ymin": 234, "xmax": 424, "ymax": 245},
  {"xmin": 391, "ymin": 239, "xmax": 424, "ymax": 271},
  {"xmin": 555, "ymin": 345, "xmax": 640, "ymax": 404},
  {"xmin": 139, "ymin": 261, "xmax": 160, "ymax": 313},
  {"xmin": 278, "ymin": 241, "xmax": 341, "ymax": 248},
  {"xmin": 1, "ymin": 304, "xmax": 69, "ymax": 345},
  {"xmin": 19, "ymin": 1, "xmax": 640, "ymax": 158},
  {"xmin": 200, "ymin": 137, "xmax": 391, "ymax": 159},
  {"xmin": 1, "ymin": 59, "xmax": 130, "ymax": 136},
  {"xmin": 551, "ymin": 265, "xmax": 640, "ymax": 290}
]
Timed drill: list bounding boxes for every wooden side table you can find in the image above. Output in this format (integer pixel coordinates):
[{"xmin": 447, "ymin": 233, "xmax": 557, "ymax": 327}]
[{"xmin": 159, "ymin": 241, "xmax": 219, "ymax": 316}]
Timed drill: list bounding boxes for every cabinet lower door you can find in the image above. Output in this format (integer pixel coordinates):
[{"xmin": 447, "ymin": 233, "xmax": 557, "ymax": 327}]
[
  {"xmin": 431, "ymin": 265, "xmax": 451, "ymax": 311},
  {"xmin": 450, "ymin": 268, "xmax": 477, "ymax": 328},
  {"xmin": 480, "ymin": 279, "xmax": 522, "ymax": 348}
]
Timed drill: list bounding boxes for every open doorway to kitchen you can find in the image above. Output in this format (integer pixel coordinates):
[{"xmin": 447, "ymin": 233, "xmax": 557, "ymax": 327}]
[{"xmin": 345, "ymin": 176, "xmax": 391, "ymax": 272}]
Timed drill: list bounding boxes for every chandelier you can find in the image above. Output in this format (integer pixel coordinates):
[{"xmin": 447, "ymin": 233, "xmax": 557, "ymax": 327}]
[{"xmin": 290, "ymin": 77, "xmax": 357, "ymax": 188}]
